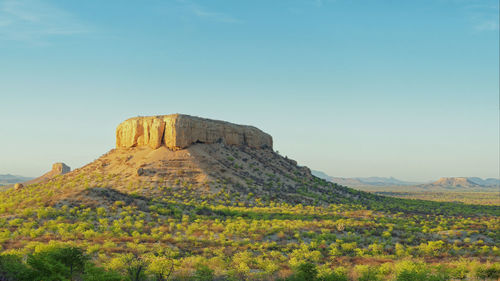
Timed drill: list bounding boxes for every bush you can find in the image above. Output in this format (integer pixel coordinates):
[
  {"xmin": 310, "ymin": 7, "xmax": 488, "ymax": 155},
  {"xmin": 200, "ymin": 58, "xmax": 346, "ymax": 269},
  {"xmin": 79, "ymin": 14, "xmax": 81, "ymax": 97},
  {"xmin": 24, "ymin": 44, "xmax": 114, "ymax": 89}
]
[
  {"xmin": 1, "ymin": 246, "xmax": 120, "ymax": 281},
  {"xmin": 82, "ymin": 264, "xmax": 123, "ymax": 281},
  {"xmin": 192, "ymin": 264, "xmax": 215, "ymax": 281},
  {"xmin": 395, "ymin": 262, "xmax": 451, "ymax": 281},
  {"xmin": 475, "ymin": 263, "xmax": 500, "ymax": 280},
  {"xmin": 285, "ymin": 262, "xmax": 318, "ymax": 281},
  {"xmin": 356, "ymin": 265, "xmax": 382, "ymax": 281},
  {"xmin": 319, "ymin": 271, "xmax": 348, "ymax": 281}
]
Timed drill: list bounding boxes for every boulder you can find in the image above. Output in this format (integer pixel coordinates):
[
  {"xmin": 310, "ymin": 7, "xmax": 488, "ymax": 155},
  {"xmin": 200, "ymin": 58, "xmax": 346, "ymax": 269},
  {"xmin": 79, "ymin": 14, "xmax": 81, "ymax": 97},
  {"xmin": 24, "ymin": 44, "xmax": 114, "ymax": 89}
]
[
  {"xmin": 116, "ymin": 114, "xmax": 273, "ymax": 150},
  {"xmin": 14, "ymin": 183, "xmax": 23, "ymax": 190}
]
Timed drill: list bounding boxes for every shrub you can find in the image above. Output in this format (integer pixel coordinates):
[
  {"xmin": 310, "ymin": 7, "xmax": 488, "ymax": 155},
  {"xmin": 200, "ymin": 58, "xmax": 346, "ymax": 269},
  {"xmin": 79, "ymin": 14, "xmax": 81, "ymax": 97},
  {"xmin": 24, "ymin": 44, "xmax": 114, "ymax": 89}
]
[
  {"xmin": 319, "ymin": 271, "xmax": 348, "ymax": 281},
  {"xmin": 285, "ymin": 262, "xmax": 318, "ymax": 281},
  {"xmin": 395, "ymin": 261, "xmax": 451, "ymax": 281},
  {"xmin": 356, "ymin": 265, "xmax": 382, "ymax": 281},
  {"xmin": 475, "ymin": 263, "xmax": 500, "ymax": 280},
  {"xmin": 395, "ymin": 261, "xmax": 430, "ymax": 281},
  {"xmin": 82, "ymin": 264, "xmax": 123, "ymax": 281},
  {"xmin": 192, "ymin": 264, "xmax": 215, "ymax": 281}
]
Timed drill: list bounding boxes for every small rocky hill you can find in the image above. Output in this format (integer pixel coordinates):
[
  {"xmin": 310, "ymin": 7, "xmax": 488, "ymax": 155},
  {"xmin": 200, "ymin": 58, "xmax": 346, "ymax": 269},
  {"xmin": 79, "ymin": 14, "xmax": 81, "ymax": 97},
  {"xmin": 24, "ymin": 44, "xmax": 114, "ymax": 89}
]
[
  {"xmin": 1, "ymin": 163, "xmax": 70, "ymax": 190},
  {"xmin": 24, "ymin": 162, "xmax": 71, "ymax": 185}
]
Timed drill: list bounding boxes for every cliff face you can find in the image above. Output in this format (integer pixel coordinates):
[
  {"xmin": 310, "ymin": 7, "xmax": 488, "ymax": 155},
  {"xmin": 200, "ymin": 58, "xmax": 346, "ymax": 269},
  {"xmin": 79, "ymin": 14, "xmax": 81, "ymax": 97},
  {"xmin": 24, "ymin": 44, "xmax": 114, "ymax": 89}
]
[{"xmin": 116, "ymin": 114, "xmax": 273, "ymax": 150}]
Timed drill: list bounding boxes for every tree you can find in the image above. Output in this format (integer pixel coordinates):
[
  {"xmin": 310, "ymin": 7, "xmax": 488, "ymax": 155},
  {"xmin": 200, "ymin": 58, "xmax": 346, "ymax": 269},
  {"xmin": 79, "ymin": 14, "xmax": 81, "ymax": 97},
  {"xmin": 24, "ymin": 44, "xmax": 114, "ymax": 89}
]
[
  {"xmin": 27, "ymin": 251, "xmax": 69, "ymax": 281},
  {"xmin": 57, "ymin": 247, "xmax": 89, "ymax": 280},
  {"xmin": 0, "ymin": 254, "xmax": 32, "ymax": 281},
  {"xmin": 123, "ymin": 254, "xmax": 147, "ymax": 281},
  {"xmin": 146, "ymin": 256, "xmax": 174, "ymax": 281},
  {"xmin": 26, "ymin": 246, "xmax": 90, "ymax": 281}
]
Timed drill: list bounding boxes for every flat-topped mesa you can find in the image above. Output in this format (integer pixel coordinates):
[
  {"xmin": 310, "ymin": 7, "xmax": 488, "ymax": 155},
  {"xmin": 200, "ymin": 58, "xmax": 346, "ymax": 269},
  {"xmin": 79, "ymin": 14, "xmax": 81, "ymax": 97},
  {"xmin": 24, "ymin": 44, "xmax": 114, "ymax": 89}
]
[{"xmin": 116, "ymin": 114, "xmax": 273, "ymax": 150}]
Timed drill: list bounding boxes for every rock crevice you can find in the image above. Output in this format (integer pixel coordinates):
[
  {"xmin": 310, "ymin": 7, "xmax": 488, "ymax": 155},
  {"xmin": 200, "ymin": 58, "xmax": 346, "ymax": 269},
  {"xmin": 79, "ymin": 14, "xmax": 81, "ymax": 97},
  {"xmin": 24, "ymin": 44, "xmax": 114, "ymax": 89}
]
[{"xmin": 116, "ymin": 114, "xmax": 273, "ymax": 150}]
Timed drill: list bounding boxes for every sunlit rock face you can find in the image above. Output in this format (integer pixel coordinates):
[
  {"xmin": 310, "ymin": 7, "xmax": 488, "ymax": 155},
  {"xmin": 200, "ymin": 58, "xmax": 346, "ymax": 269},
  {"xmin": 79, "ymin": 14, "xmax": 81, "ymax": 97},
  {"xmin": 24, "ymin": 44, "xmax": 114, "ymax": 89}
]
[{"xmin": 116, "ymin": 114, "xmax": 273, "ymax": 150}]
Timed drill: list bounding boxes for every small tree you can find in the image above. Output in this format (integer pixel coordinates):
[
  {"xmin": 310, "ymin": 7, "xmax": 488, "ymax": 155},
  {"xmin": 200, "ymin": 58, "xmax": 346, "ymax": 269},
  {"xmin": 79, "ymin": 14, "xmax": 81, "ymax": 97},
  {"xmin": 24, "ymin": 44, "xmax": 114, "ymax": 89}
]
[
  {"xmin": 27, "ymin": 251, "xmax": 69, "ymax": 281},
  {"xmin": 146, "ymin": 256, "xmax": 174, "ymax": 281},
  {"xmin": 0, "ymin": 254, "xmax": 32, "ymax": 281},
  {"xmin": 57, "ymin": 247, "xmax": 89, "ymax": 280},
  {"xmin": 124, "ymin": 254, "xmax": 147, "ymax": 281}
]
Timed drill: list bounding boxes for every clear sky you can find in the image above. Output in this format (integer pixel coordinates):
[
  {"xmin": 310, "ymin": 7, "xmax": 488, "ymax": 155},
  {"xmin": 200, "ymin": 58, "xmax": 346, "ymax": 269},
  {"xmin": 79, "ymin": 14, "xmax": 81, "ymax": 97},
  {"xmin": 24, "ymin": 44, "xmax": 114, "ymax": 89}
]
[{"xmin": 0, "ymin": 0, "xmax": 498, "ymax": 181}]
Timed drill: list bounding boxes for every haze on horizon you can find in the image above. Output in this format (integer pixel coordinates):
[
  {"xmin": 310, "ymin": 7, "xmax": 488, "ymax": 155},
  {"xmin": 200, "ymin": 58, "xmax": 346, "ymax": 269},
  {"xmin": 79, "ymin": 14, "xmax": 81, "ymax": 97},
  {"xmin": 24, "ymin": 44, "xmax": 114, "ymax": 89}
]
[{"xmin": 0, "ymin": 0, "xmax": 498, "ymax": 182}]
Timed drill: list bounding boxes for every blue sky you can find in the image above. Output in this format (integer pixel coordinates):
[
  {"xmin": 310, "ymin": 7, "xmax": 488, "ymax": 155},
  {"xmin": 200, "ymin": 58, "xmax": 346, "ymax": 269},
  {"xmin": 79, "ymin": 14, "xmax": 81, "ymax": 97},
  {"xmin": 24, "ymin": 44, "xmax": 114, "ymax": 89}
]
[{"xmin": 0, "ymin": 0, "xmax": 498, "ymax": 181}]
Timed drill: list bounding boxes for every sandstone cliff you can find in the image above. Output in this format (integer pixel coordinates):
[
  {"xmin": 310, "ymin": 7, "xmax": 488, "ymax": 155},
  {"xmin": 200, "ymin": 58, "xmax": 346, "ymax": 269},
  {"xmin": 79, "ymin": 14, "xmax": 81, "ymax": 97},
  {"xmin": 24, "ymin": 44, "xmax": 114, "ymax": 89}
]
[{"xmin": 116, "ymin": 114, "xmax": 273, "ymax": 150}]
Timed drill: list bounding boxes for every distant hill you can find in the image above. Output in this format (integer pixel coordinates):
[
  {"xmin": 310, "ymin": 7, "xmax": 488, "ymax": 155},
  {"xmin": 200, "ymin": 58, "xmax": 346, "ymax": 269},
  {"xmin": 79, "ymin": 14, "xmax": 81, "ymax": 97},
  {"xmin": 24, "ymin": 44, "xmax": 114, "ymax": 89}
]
[
  {"xmin": 312, "ymin": 170, "xmax": 418, "ymax": 186},
  {"xmin": 421, "ymin": 177, "xmax": 500, "ymax": 189},
  {"xmin": 0, "ymin": 174, "xmax": 33, "ymax": 186}
]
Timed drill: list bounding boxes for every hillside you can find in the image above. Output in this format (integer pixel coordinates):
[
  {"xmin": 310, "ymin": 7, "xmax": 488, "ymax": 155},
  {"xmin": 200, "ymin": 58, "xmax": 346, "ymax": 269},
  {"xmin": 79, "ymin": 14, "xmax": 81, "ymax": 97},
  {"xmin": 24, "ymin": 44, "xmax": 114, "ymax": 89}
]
[{"xmin": 0, "ymin": 114, "xmax": 499, "ymax": 280}]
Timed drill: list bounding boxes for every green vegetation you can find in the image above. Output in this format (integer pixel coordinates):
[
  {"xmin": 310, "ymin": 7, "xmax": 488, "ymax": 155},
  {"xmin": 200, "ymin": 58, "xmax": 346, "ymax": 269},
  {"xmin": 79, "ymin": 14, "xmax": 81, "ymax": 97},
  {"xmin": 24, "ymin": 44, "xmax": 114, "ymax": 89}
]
[
  {"xmin": 0, "ymin": 245, "xmax": 122, "ymax": 281},
  {"xmin": 0, "ymin": 172, "xmax": 498, "ymax": 280},
  {"xmin": 372, "ymin": 191, "xmax": 500, "ymax": 206},
  {"xmin": 2, "ymin": 250, "xmax": 499, "ymax": 281}
]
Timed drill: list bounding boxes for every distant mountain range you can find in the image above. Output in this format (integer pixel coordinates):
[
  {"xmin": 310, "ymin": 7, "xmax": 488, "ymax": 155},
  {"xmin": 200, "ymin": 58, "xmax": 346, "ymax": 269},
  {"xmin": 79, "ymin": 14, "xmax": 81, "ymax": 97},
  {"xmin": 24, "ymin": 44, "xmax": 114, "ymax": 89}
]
[
  {"xmin": 312, "ymin": 170, "xmax": 499, "ymax": 191},
  {"xmin": 311, "ymin": 170, "xmax": 419, "ymax": 186},
  {"xmin": 0, "ymin": 174, "xmax": 34, "ymax": 186}
]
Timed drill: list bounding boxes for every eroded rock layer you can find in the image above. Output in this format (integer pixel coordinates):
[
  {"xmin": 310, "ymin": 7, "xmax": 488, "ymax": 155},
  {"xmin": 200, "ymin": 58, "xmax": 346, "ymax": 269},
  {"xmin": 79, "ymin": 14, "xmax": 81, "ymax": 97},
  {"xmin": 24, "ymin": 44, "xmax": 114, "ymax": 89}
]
[{"xmin": 116, "ymin": 114, "xmax": 273, "ymax": 150}]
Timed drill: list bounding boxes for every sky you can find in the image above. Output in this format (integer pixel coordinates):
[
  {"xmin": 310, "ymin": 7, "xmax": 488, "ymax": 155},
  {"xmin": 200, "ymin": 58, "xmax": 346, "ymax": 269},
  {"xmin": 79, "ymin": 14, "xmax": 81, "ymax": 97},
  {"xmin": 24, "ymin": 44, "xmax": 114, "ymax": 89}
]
[{"xmin": 0, "ymin": 0, "xmax": 498, "ymax": 182}]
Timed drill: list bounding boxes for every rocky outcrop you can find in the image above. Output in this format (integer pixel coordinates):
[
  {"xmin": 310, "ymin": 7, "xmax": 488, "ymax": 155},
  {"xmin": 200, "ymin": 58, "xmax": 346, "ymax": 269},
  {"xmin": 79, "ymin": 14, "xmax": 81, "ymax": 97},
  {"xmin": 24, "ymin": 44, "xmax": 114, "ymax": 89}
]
[
  {"xmin": 22, "ymin": 162, "xmax": 71, "ymax": 186},
  {"xmin": 116, "ymin": 114, "xmax": 273, "ymax": 150},
  {"xmin": 52, "ymin": 163, "xmax": 71, "ymax": 175}
]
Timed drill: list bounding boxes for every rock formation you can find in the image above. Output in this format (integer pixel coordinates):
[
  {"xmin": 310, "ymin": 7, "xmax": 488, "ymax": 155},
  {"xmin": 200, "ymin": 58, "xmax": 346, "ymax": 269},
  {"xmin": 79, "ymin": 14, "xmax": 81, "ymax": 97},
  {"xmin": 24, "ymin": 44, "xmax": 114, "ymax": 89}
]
[
  {"xmin": 14, "ymin": 183, "xmax": 23, "ymax": 190},
  {"xmin": 116, "ymin": 114, "xmax": 273, "ymax": 150},
  {"xmin": 22, "ymin": 162, "xmax": 71, "ymax": 186},
  {"xmin": 52, "ymin": 163, "xmax": 71, "ymax": 175}
]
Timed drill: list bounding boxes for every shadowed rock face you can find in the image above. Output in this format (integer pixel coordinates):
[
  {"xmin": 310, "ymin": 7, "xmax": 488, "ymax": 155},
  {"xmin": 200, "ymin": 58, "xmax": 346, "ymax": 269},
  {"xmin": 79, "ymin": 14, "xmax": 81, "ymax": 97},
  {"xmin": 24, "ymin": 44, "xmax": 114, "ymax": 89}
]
[{"xmin": 116, "ymin": 114, "xmax": 273, "ymax": 150}]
